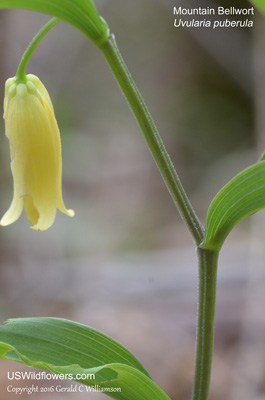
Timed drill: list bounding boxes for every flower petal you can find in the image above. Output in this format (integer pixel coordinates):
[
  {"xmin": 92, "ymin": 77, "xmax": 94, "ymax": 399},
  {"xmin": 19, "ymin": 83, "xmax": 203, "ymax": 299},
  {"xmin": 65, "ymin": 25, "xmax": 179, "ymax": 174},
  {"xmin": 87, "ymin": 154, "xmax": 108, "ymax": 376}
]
[
  {"xmin": 57, "ymin": 197, "xmax": 75, "ymax": 217},
  {"xmin": 28, "ymin": 196, "xmax": 57, "ymax": 231},
  {"xmin": 23, "ymin": 195, "xmax": 39, "ymax": 226},
  {"xmin": 27, "ymin": 74, "xmax": 54, "ymax": 112},
  {"xmin": 28, "ymin": 76, "xmax": 75, "ymax": 219},
  {"xmin": 0, "ymin": 186, "xmax": 23, "ymax": 226}
]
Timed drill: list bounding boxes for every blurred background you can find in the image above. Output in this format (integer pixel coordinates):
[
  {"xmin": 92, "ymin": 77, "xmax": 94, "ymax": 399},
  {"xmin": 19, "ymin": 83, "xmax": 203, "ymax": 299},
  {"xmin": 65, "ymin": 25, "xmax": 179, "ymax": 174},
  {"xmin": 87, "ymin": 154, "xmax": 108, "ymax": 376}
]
[{"xmin": 0, "ymin": 0, "xmax": 265, "ymax": 399}]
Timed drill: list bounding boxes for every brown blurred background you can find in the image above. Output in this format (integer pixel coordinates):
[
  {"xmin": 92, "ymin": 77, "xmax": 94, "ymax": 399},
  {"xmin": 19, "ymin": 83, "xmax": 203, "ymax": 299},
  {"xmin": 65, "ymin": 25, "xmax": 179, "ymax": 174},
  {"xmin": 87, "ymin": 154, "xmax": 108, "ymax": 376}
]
[{"xmin": 1, "ymin": 0, "xmax": 265, "ymax": 399}]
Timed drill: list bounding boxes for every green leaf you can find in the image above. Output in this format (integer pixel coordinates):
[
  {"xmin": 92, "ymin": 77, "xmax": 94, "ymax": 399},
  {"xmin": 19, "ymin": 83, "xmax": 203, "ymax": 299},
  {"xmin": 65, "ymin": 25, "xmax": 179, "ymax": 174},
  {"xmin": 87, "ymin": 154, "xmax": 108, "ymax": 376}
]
[
  {"xmin": 0, "ymin": 317, "xmax": 171, "ymax": 400},
  {"xmin": 201, "ymin": 160, "xmax": 265, "ymax": 251},
  {"xmin": 250, "ymin": 0, "xmax": 265, "ymax": 15},
  {"xmin": 0, "ymin": 0, "xmax": 109, "ymax": 45}
]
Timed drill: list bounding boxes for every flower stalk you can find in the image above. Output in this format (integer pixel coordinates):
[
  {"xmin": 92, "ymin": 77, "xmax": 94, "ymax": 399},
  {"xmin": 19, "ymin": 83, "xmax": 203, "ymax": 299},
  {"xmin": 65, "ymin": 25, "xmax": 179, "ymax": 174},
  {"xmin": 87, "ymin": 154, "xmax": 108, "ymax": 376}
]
[{"xmin": 16, "ymin": 17, "xmax": 60, "ymax": 83}]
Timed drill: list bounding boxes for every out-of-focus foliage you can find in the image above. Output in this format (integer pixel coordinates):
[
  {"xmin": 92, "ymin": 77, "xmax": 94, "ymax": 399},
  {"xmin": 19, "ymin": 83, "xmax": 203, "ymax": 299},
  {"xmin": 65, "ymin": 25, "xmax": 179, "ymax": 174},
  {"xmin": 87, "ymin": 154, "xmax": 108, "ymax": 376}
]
[{"xmin": 250, "ymin": 0, "xmax": 265, "ymax": 15}]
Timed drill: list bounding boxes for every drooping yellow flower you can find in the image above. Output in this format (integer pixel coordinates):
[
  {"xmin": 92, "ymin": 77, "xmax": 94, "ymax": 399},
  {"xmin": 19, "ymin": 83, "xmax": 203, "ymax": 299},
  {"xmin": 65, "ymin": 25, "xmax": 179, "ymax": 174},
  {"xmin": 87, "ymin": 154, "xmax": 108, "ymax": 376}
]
[{"xmin": 0, "ymin": 74, "xmax": 74, "ymax": 230}]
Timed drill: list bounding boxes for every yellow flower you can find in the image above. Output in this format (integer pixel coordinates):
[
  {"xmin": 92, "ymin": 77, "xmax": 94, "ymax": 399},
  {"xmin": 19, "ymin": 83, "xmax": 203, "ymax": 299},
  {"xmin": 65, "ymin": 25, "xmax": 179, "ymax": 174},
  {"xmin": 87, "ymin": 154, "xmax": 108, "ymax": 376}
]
[{"xmin": 0, "ymin": 74, "xmax": 74, "ymax": 230}]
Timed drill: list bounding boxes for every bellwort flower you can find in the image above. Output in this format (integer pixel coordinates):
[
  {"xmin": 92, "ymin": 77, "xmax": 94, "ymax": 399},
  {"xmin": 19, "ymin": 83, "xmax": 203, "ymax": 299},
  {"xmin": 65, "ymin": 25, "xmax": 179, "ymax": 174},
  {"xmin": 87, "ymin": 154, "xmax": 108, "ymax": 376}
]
[{"xmin": 0, "ymin": 74, "xmax": 74, "ymax": 230}]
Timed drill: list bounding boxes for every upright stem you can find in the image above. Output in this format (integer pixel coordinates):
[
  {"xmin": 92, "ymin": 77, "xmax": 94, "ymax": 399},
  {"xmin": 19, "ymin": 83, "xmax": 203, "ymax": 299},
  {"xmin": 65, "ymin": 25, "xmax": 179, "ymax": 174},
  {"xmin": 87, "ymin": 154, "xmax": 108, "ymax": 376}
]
[
  {"xmin": 16, "ymin": 17, "xmax": 60, "ymax": 83},
  {"xmin": 99, "ymin": 32, "xmax": 220, "ymax": 400},
  {"xmin": 192, "ymin": 248, "xmax": 219, "ymax": 400},
  {"xmin": 99, "ymin": 34, "xmax": 204, "ymax": 246}
]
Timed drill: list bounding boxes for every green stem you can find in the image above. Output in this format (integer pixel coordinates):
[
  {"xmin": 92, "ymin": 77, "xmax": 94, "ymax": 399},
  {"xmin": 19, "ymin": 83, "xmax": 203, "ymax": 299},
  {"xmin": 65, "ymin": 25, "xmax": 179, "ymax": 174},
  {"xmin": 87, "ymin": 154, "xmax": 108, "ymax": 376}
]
[
  {"xmin": 192, "ymin": 248, "xmax": 219, "ymax": 400},
  {"xmin": 99, "ymin": 34, "xmax": 204, "ymax": 246},
  {"xmin": 16, "ymin": 17, "xmax": 60, "ymax": 83}
]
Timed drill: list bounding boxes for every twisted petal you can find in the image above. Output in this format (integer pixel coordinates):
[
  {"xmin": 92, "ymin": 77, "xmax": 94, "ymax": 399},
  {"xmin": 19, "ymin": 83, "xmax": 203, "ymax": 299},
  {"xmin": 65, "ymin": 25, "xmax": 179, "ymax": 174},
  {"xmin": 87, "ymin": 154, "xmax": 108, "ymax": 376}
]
[{"xmin": 0, "ymin": 186, "xmax": 23, "ymax": 226}]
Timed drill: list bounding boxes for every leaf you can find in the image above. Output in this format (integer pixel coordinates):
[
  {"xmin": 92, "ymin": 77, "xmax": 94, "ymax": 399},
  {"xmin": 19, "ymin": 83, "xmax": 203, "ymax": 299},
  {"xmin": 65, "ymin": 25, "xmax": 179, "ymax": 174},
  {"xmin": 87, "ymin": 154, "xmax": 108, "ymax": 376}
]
[
  {"xmin": 250, "ymin": 0, "xmax": 265, "ymax": 15},
  {"xmin": 200, "ymin": 161, "xmax": 265, "ymax": 251},
  {"xmin": 0, "ymin": 317, "xmax": 171, "ymax": 400},
  {"xmin": 0, "ymin": 0, "xmax": 109, "ymax": 45}
]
